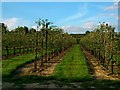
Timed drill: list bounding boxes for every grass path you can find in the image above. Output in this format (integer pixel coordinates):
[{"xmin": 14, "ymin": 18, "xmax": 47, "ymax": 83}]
[
  {"xmin": 14, "ymin": 48, "xmax": 69, "ymax": 76},
  {"xmin": 53, "ymin": 44, "xmax": 92, "ymax": 81},
  {"xmin": 2, "ymin": 50, "xmax": 50, "ymax": 77},
  {"xmin": 2, "ymin": 45, "xmax": 120, "ymax": 89},
  {"xmin": 2, "ymin": 53, "xmax": 35, "ymax": 77}
]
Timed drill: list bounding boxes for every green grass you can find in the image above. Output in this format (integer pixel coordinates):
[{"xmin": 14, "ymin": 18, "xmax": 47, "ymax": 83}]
[
  {"xmin": 2, "ymin": 45, "xmax": 120, "ymax": 89},
  {"xmin": 2, "ymin": 49, "xmax": 18, "ymax": 56},
  {"xmin": 53, "ymin": 44, "xmax": 92, "ymax": 81},
  {"xmin": 2, "ymin": 53, "xmax": 36, "ymax": 77},
  {"xmin": 2, "ymin": 49, "xmax": 57, "ymax": 77}
]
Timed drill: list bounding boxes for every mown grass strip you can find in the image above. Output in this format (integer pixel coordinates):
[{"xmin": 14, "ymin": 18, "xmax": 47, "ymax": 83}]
[
  {"xmin": 53, "ymin": 44, "xmax": 92, "ymax": 81},
  {"xmin": 2, "ymin": 49, "xmax": 51, "ymax": 77},
  {"xmin": 2, "ymin": 53, "xmax": 36, "ymax": 77}
]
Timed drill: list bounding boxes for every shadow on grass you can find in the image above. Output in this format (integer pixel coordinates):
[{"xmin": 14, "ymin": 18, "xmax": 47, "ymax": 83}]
[
  {"xmin": 81, "ymin": 79, "xmax": 120, "ymax": 89},
  {"xmin": 3, "ymin": 75, "xmax": 54, "ymax": 84},
  {"xmin": 3, "ymin": 75, "xmax": 93, "ymax": 84},
  {"xmin": 2, "ymin": 75, "xmax": 120, "ymax": 89}
]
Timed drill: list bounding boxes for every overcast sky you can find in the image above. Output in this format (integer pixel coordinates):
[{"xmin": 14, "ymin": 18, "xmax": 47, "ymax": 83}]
[{"xmin": 2, "ymin": 2, "xmax": 119, "ymax": 34}]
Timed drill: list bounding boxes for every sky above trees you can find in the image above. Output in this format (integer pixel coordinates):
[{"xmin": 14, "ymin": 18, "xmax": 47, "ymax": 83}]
[{"xmin": 2, "ymin": 2, "xmax": 119, "ymax": 34}]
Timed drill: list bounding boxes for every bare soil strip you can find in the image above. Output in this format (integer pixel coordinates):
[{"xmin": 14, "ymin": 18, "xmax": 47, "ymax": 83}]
[
  {"xmin": 14, "ymin": 48, "xmax": 70, "ymax": 77},
  {"xmin": 81, "ymin": 46, "xmax": 119, "ymax": 80}
]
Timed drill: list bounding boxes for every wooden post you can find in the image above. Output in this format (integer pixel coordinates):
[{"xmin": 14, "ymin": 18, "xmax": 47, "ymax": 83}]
[
  {"xmin": 19, "ymin": 47, "xmax": 21, "ymax": 53},
  {"xmin": 14, "ymin": 46, "xmax": 16, "ymax": 55},
  {"xmin": 111, "ymin": 61, "xmax": 114, "ymax": 74},
  {"xmin": 23, "ymin": 47, "xmax": 25, "ymax": 53},
  {"xmin": 27, "ymin": 47, "xmax": 29, "ymax": 52},
  {"xmin": 34, "ymin": 29, "xmax": 38, "ymax": 71},
  {"xmin": 6, "ymin": 46, "xmax": 9, "ymax": 57},
  {"xmin": 34, "ymin": 18, "xmax": 41, "ymax": 71},
  {"xmin": 45, "ymin": 29, "xmax": 48, "ymax": 62}
]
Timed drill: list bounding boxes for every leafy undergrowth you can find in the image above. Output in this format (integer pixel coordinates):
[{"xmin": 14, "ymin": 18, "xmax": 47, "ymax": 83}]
[{"xmin": 53, "ymin": 44, "xmax": 92, "ymax": 81}]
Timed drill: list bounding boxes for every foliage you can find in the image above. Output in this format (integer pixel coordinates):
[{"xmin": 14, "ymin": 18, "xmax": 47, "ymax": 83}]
[
  {"xmin": 2, "ymin": 19, "xmax": 76, "ymax": 77},
  {"xmin": 2, "ymin": 22, "xmax": 76, "ymax": 57},
  {"xmin": 80, "ymin": 22, "xmax": 120, "ymax": 74}
]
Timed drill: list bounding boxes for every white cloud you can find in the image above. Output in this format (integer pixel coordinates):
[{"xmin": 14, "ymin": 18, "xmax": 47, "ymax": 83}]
[
  {"xmin": 79, "ymin": 12, "xmax": 117, "ymax": 25},
  {"xmin": 62, "ymin": 12, "xmax": 86, "ymax": 23},
  {"xmin": 57, "ymin": 12, "xmax": 86, "ymax": 25},
  {"xmin": 31, "ymin": 25, "xmax": 42, "ymax": 31},
  {"xmin": 2, "ymin": 17, "xmax": 18, "ymax": 30},
  {"xmin": 2, "ymin": 17, "xmax": 29, "ymax": 30},
  {"xmin": 104, "ymin": 2, "xmax": 118, "ymax": 10},
  {"xmin": 61, "ymin": 25, "xmax": 83, "ymax": 34},
  {"xmin": 109, "ymin": 13, "xmax": 116, "ymax": 16},
  {"xmin": 56, "ymin": 3, "xmax": 87, "ymax": 25},
  {"xmin": 61, "ymin": 21, "xmax": 97, "ymax": 34},
  {"xmin": 82, "ymin": 21, "xmax": 97, "ymax": 29},
  {"xmin": 101, "ymin": 13, "xmax": 117, "ymax": 19},
  {"xmin": 32, "ymin": 26, "xmax": 37, "ymax": 29}
]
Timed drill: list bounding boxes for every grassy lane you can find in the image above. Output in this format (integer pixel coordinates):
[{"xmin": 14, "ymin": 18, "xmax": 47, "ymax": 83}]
[
  {"xmin": 2, "ymin": 49, "xmax": 51, "ymax": 77},
  {"xmin": 2, "ymin": 53, "xmax": 36, "ymax": 77},
  {"xmin": 53, "ymin": 44, "xmax": 92, "ymax": 81}
]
